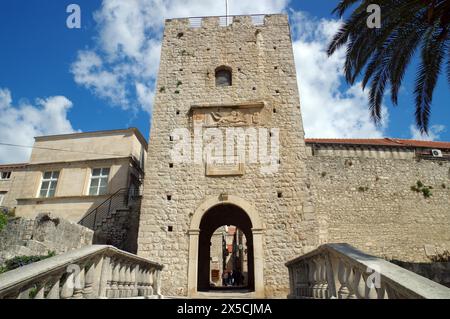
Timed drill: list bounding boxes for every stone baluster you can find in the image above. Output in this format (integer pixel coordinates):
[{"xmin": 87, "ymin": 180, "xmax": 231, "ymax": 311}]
[
  {"xmin": 295, "ymin": 265, "xmax": 307, "ymax": 298},
  {"xmin": 83, "ymin": 262, "xmax": 96, "ymax": 298},
  {"xmin": 346, "ymin": 267, "xmax": 356, "ymax": 299},
  {"xmin": 124, "ymin": 264, "xmax": 132, "ymax": 298},
  {"xmin": 46, "ymin": 277, "xmax": 60, "ymax": 299},
  {"xmin": 129, "ymin": 265, "xmax": 135, "ymax": 297},
  {"xmin": 128, "ymin": 265, "xmax": 135, "ymax": 297},
  {"xmin": 118, "ymin": 262, "xmax": 126, "ymax": 298},
  {"xmin": 34, "ymin": 282, "xmax": 46, "ymax": 299},
  {"xmin": 312, "ymin": 259, "xmax": 321, "ymax": 298},
  {"xmin": 142, "ymin": 269, "xmax": 148, "ymax": 296},
  {"xmin": 376, "ymin": 283, "xmax": 388, "ymax": 299},
  {"xmin": 61, "ymin": 272, "xmax": 74, "ymax": 299},
  {"xmin": 135, "ymin": 268, "xmax": 142, "ymax": 296},
  {"xmin": 109, "ymin": 261, "xmax": 119, "ymax": 298},
  {"xmin": 131, "ymin": 265, "xmax": 139, "ymax": 297},
  {"xmin": 72, "ymin": 265, "xmax": 85, "ymax": 299},
  {"xmin": 317, "ymin": 258, "xmax": 326, "ymax": 299},
  {"xmin": 317, "ymin": 258, "xmax": 325, "ymax": 298},
  {"xmin": 351, "ymin": 268, "xmax": 365, "ymax": 299},
  {"xmin": 151, "ymin": 268, "xmax": 157, "ymax": 296},
  {"xmin": 155, "ymin": 268, "xmax": 162, "ymax": 297},
  {"xmin": 308, "ymin": 260, "xmax": 318, "ymax": 298},
  {"xmin": 145, "ymin": 269, "xmax": 152, "ymax": 296},
  {"xmin": 17, "ymin": 287, "xmax": 32, "ymax": 299},
  {"xmin": 361, "ymin": 269, "xmax": 379, "ymax": 299},
  {"xmin": 337, "ymin": 260, "xmax": 351, "ymax": 299},
  {"xmin": 99, "ymin": 256, "xmax": 111, "ymax": 298}
]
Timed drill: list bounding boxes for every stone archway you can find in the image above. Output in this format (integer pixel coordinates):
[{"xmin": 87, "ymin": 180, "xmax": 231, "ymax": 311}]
[{"xmin": 187, "ymin": 195, "xmax": 264, "ymax": 297}]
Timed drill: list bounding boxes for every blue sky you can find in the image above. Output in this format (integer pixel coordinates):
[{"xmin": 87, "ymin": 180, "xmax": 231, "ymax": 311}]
[{"xmin": 0, "ymin": 0, "xmax": 449, "ymax": 163}]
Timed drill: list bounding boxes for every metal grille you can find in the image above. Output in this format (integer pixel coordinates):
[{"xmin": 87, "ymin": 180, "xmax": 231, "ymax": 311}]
[
  {"xmin": 186, "ymin": 14, "xmax": 267, "ymax": 28},
  {"xmin": 78, "ymin": 188, "xmax": 142, "ymax": 231},
  {"xmin": 189, "ymin": 17, "xmax": 202, "ymax": 28}
]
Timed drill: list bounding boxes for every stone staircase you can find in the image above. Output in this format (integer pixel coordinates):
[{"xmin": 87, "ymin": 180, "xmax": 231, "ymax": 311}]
[{"xmin": 79, "ymin": 188, "xmax": 142, "ymax": 253}]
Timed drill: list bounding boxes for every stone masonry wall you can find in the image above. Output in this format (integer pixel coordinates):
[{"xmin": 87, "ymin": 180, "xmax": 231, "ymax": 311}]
[
  {"xmin": 307, "ymin": 155, "xmax": 450, "ymax": 262},
  {"xmin": 0, "ymin": 213, "xmax": 93, "ymax": 264},
  {"xmin": 138, "ymin": 14, "xmax": 319, "ymax": 298}
]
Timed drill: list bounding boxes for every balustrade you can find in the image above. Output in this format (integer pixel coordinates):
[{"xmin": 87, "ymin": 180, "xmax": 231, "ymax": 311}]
[
  {"xmin": 0, "ymin": 245, "xmax": 163, "ymax": 299},
  {"xmin": 286, "ymin": 243, "xmax": 450, "ymax": 299}
]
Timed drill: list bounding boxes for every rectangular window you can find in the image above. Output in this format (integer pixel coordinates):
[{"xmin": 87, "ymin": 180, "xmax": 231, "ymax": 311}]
[
  {"xmin": 39, "ymin": 171, "xmax": 59, "ymax": 198},
  {"xmin": 89, "ymin": 168, "xmax": 110, "ymax": 196},
  {"xmin": 1, "ymin": 172, "xmax": 11, "ymax": 180}
]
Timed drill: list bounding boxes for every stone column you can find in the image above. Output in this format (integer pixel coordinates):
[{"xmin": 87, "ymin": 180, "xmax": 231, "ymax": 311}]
[
  {"xmin": 252, "ymin": 229, "xmax": 264, "ymax": 298},
  {"xmin": 187, "ymin": 229, "xmax": 200, "ymax": 297}
]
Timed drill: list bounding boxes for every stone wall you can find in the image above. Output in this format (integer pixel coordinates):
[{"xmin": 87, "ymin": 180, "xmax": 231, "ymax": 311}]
[
  {"xmin": 0, "ymin": 213, "xmax": 93, "ymax": 264},
  {"xmin": 306, "ymin": 154, "xmax": 450, "ymax": 262}
]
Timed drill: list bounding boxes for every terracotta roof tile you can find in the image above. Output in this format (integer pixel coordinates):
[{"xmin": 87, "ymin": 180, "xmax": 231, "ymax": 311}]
[{"xmin": 305, "ymin": 138, "xmax": 450, "ymax": 149}]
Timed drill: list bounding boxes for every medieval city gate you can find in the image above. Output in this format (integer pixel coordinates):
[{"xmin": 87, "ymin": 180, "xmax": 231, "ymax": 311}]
[{"xmin": 138, "ymin": 14, "xmax": 319, "ymax": 298}]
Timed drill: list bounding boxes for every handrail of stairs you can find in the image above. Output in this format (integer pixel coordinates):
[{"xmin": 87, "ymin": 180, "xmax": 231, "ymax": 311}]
[
  {"xmin": 78, "ymin": 188, "xmax": 140, "ymax": 230},
  {"xmin": 0, "ymin": 245, "xmax": 163, "ymax": 299},
  {"xmin": 285, "ymin": 243, "xmax": 450, "ymax": 299}
]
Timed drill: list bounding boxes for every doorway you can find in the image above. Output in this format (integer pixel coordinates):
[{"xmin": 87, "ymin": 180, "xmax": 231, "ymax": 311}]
[{"xmin": 197, "ymin": 204, "xmax": 254, "ymax": 292}]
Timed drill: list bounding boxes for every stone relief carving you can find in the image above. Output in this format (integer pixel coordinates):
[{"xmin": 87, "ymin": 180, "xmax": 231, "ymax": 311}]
[
  {"xmin": 211, "ymin": 111, "xmax": 247, "ymax": 124},
  {"xmin": 191, "ymin": 103, "xmax": 266, "ymax": 128}
]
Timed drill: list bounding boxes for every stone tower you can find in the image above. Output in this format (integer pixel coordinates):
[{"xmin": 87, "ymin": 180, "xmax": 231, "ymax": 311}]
[{"xmin": 138, "ymin": 14, "xmax": 319, "ymax": 298}]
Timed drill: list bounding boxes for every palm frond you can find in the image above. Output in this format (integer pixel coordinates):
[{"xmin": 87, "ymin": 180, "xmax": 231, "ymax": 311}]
[
  {"xmin": 414, "ymin": 24, "xmax": 446, "ymax": 133},
  {"xmin": 332, "ymin": 0, "xmax": 365, "ymax": 17},
  {"xmin": 328, "ymin": 0, "xmax": 450, "ymax": 132}
]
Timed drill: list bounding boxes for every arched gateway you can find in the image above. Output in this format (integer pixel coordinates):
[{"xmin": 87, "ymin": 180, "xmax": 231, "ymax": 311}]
[{"xmin": 187, "ymin": 196, "xmax": 264, "ymax": 297}]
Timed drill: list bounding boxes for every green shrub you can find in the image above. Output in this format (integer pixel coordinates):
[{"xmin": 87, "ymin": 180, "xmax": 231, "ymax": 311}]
[
  {"xmin": 1, "ymin": 251, "xmax": 56, "ymax": 274},
  {"xmin": 422, "ymin": 187, "xmax": 432, "ymax": 198},
  {"xmin": 411, "ymin": 180, "xmax": 433, "ymax": 198},
  {"xmin": 0, "ymin": 212, "xmax": 7, "ymax": 231}
]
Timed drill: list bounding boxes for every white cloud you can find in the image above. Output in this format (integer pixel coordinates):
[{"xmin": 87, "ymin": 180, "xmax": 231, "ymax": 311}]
[
  {"xmin": 71, "ymin": 0, "xmax": 289, "ymax": 113},
  {"xmin": 0, "ymin": 88, "xmax": 77, "ymax": 164},
  {"xmin": 410, "ymin": 124, "xmax": 446, "ymax": 141},
  {"xmin": 290, "ymin": 11, "xmax": 387, "ymax": 138}
]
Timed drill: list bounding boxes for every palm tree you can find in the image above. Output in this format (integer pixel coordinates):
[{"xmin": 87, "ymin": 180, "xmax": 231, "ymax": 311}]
[{"xmin": 327, "ymin": 0, "xmax": 449, "ymax": 134}]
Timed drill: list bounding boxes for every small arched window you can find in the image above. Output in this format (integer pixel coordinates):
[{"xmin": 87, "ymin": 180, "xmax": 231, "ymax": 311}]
[{"xmin": 215, "ymin": 67, "xmax": 232, "ymax": 87}]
